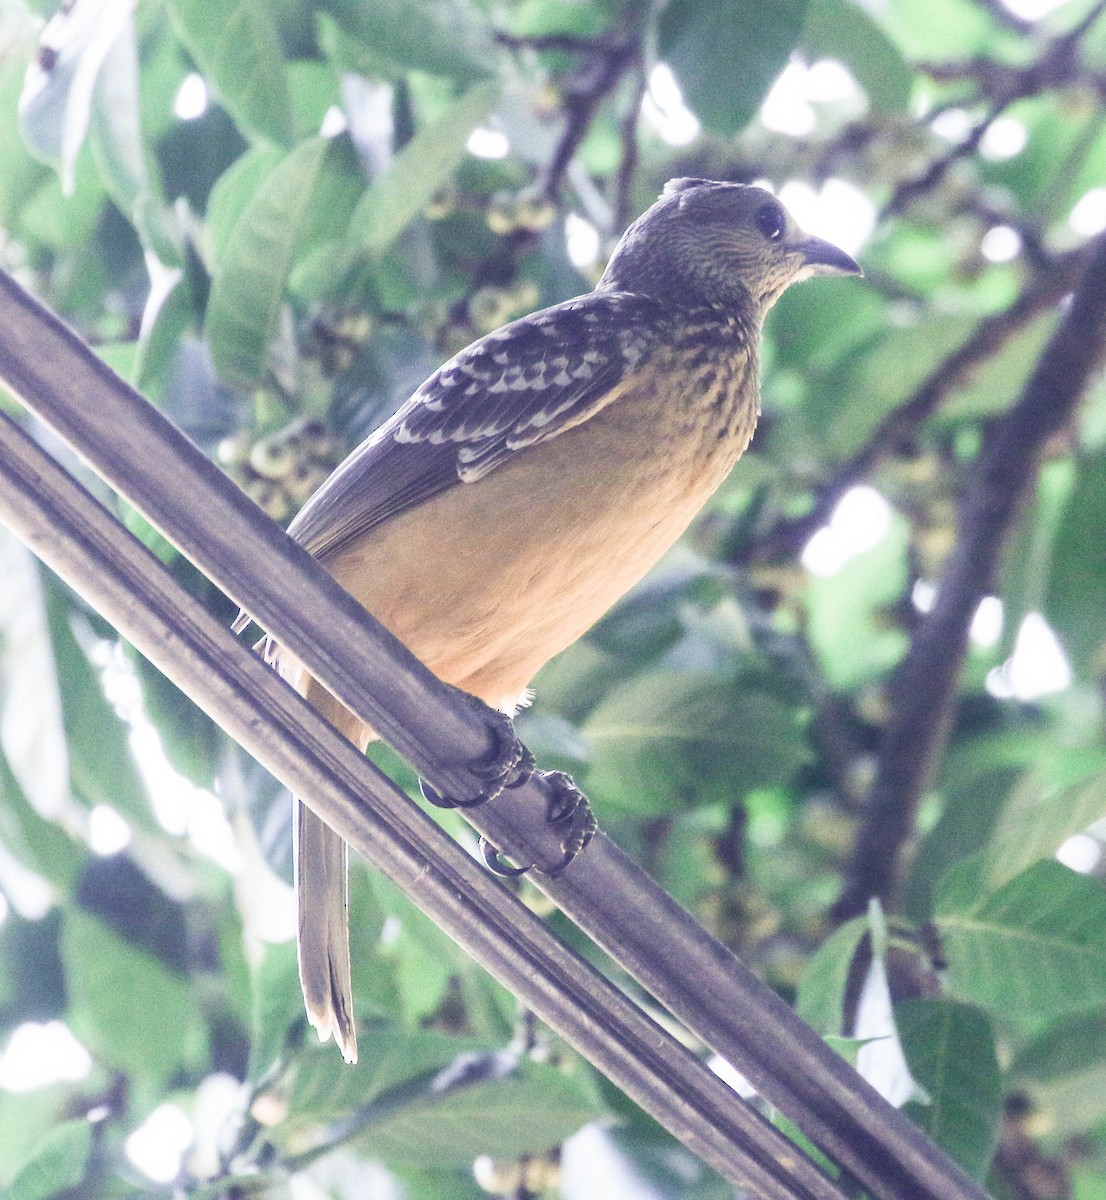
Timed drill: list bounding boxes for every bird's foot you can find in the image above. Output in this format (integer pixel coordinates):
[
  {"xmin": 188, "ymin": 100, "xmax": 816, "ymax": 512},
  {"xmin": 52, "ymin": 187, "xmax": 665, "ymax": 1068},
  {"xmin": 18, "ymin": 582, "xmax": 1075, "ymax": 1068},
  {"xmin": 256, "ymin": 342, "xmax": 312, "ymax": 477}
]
[
  {"xmin": 478, "ymin": 770, "xmax": 597, "ymax": 878},
  {"xmin": 538, "ymin": 770, "xmax": 598, "ymax": 870},
  {"xmin": 419, "ymin": 696, "xmax": 534, "ymax": 810}
]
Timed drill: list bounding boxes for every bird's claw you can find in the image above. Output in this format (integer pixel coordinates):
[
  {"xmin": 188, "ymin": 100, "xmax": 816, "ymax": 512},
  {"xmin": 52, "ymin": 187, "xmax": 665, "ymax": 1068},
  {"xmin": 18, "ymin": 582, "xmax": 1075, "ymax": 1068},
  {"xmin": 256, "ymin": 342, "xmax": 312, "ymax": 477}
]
[
  {"xmin": 415, "ymin": 690, "xmax": 595, "ymax": 875},
  {"xmin": 419, "ymin": 695, "xmax": 534, "ymax": 810},
  {"xmin": 479, "ymin": 837, "xmax": 531, "ymax": 877},
  {"xmin": 473, "ymin": 707, "xmax": 535, "ymax": 791},
  {"xmin": 539, "ymin": 771, "xmax": 598, "ymax": 873},
  {"xmin": 473, "ymin": 770, "xmax": 598, "ymax": 879},
  {"xmin": 420, "ymin": 776, "xmax": 477, "ymax": 809}
]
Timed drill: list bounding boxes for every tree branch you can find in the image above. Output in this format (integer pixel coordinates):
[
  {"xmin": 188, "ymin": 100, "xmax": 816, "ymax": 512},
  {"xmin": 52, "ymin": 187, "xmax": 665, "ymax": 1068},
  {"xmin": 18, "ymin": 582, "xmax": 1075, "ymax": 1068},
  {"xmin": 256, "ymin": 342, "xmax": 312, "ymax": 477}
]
[
  {"xmin": 832, "ymin": 228, "xmax": 1106, "ymax": 922},
  {"xmin": 493, "ymin": 31, "xmax": 625, "ymax": 53}
]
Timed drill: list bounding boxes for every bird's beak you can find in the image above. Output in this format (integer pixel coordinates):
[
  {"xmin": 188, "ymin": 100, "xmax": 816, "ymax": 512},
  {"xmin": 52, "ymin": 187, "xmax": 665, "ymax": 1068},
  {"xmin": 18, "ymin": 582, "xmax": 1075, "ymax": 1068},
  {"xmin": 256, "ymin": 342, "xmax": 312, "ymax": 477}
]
[{"xmin": 794, "ymin": 236, "xmax": 863, "ymax": 277}]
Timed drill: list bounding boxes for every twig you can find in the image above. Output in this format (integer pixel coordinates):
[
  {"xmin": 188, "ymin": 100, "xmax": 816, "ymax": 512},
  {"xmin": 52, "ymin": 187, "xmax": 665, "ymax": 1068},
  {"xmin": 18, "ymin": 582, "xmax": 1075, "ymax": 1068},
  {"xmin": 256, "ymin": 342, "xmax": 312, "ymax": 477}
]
[
  {"xmin": 887, "ymin": 0, "xmax": 1106, "ymax": 218},
  {"xmin": 614, "ymin": 59, "xmax": 648, "ymax": 232},
  {"xmin": 538, "ymin": 33, "xmax": 640, "ymax": 201},
  {"xmin": 917, "ymin": 54, "xmax": 1106, "ymax": 102},
  {"xmin": 494, "ymin": 30, "xmax": 625, "ymax": 54},
  {"xmin": 882, "ymin": 100, "xmax": 1008, "ymax": 219},
  {"xmin": 493, "ymin": 21, "xmax": 645, "ymax": 204},
  {"xmin": 832, "ymin": 228, "xmax": 1106, "ymax": 922},
  {"xmin": 1063, "ymin": 0, "xmax": 1106, "ymax": 46},
  {"xmin": 746, "ymin": 244, "xmax": 1091, "ymax": 565}
]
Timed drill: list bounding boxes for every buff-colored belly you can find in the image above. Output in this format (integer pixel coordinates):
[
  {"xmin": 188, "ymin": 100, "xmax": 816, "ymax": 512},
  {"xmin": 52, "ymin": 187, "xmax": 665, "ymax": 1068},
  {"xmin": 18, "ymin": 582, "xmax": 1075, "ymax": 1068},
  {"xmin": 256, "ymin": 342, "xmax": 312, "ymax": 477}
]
[{"xmin": 324, "ymin": 374, "xmax": 754, "ymax": 708}]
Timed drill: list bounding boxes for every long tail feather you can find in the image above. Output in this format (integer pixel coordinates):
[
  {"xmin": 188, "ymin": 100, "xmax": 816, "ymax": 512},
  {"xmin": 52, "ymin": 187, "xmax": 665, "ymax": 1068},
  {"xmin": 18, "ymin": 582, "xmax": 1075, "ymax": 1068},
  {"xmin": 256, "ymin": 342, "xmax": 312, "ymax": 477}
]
[
  {"xmin": 295, "ymin": 795, "xmax": 358, "ymax": 1062},
  {"xmin": 293, "ymin": 679, "xmax": 368, "ymax": 1064}
]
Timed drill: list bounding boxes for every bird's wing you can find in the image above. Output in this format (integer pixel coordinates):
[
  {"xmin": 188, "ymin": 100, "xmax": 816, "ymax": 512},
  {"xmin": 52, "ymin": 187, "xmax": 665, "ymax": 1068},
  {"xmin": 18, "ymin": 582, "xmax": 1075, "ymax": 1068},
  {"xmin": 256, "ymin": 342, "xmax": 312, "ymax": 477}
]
[{"xmin": 287, "ymin": 291, "xmax": 669, "ymax": 561}]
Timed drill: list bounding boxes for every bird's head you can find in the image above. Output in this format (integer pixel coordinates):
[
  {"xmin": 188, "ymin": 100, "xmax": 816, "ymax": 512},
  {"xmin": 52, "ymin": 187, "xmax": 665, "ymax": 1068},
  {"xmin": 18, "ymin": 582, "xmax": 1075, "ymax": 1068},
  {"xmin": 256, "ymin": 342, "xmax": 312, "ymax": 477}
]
[{"xmin": 597, "ymin": 178, "xmax": 862, "ymax": 319}]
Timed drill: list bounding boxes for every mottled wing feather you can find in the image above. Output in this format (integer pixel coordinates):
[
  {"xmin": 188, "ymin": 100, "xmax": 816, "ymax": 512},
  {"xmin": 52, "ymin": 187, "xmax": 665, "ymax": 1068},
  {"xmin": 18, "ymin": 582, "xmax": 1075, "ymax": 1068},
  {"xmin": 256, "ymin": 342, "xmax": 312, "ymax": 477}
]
[
  {"xmin": 287, "ymin": 291, "xmax": 668, "ymax": 561},
  {"xmin": 286, "ymin": 437, "xmax": 457, "ymax": 560}
]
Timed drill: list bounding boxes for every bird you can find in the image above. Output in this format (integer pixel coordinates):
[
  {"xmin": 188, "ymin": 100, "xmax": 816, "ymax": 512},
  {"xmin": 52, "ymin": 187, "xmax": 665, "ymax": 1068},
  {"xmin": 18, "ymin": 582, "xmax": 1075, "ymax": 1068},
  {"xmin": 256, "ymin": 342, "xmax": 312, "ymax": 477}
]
[{"xmin": 264, "ymin": 178, "xmax": 861, "ymax": 1063}]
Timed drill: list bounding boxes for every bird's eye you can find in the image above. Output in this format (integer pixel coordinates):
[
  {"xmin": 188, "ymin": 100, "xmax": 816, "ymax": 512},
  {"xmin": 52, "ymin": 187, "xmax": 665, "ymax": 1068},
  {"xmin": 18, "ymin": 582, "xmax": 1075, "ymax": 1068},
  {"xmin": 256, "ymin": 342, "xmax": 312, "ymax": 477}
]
[{"xmin": 754, "ymin": 203, "xmax": 786, "ymax": 242}]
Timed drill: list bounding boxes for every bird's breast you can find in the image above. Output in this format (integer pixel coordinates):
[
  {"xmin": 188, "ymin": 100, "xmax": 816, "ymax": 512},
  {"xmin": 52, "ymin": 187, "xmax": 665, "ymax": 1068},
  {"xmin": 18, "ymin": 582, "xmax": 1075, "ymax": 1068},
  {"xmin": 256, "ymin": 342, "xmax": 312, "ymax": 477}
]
[{"xmin": 325, "ymin": 328, "xmax": 759, "ymax": 706}]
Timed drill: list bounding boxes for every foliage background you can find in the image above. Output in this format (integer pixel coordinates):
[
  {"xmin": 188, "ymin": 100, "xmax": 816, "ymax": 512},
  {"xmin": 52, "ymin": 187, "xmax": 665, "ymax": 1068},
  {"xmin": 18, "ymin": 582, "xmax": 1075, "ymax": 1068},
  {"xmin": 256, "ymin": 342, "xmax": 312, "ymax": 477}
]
[{"xmin": 0, "ymin": 0, "xmax": 1105, "ymax": 1196}]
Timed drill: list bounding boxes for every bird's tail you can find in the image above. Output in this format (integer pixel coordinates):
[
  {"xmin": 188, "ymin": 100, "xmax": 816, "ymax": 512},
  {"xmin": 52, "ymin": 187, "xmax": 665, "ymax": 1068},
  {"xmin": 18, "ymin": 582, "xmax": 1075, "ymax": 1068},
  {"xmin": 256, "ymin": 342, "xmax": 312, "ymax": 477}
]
[{"xmin": 293, "ymin": 677, "xmax": 368, "ymax": 1064}]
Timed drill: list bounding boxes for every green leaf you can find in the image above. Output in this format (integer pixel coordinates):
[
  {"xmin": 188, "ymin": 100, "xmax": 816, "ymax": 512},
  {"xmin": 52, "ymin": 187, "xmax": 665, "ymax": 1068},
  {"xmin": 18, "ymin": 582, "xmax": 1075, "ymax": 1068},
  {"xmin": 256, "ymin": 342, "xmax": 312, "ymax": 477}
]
[
  {"xmin": 133, "ymin": 277, "xmax": 202, "ymax": 400},
  {"xmin": 805, "ymin": 513, "xmax": 910, "ymax": 690},
  {"xmin": 18, "ymin": 167, "xmax": 106, "ymax": 256},
  {"xmin": 932, "ymin": 853, "xmax": 989, "ymax": 915},
  {"xmin": 321, "ymin": 0, "xmax": 498, "ymax": 82},
  {"xmin": 205, "ymin": 135, "xmax": 364, "ymax": 387},
  {"xmin": 353, "ymin": 82, "xmax": 501, "ymax": 259},
  {"xmin": 983, "ymin": 97, "xmax": 1103, "ymax": 219},
  {"xmin": 205, "ymin": 144, "xmax": 286, "ymax": 264},
  {"xmin": 897, "ymin": 999, "xmax": 1001, "ymax": 1180},
  {"xmin": 371, "ymin": 874, "xmax": 462, "ymax": 1023},
  {"xmin": 935, "ymin": 859, "xmax": 1106, "ymax": 1020},
  {"xmin": 88, "ymin": 12, "xmax": 179, "ymax": 262},
  {"xmin": 40, "ymin": 572, "xmax": 154, "ymax": 832},
  {"xmin": 506, "ymin": 0, "xmax": 614, "ymax": 39},
  {"xmin": 0, "ymin": 1091, "xmax": 73, "ymax": 1189},
  {"xmin": 359, "ymin": 1061, "xmax": 609, "ymax": 1169},
  {"xmin": 1045, "ymin": 450, "xmax": 1106, "ymax": 674},
  {"xmin": 936, "ymin": 309, "xmax": 1057, "ymax": 424},
  {"xmin": 801, "ymin": 0, "xmax": 912, "ymax": 114},
  {"xmin": 982, "ymin": 761, "xmax": 1106, "ymax": 891},
  {"xmin": 287, "ymin": 1027, "xmax": 495, "ymax": 1120},
  {"xmin": 823, "ymin": 1035, "xmax": 867, "ymax": 1066},
  {"xmin": 1073, "ymin": 1167, "xmax": 1106, "ymax": 1200},
  {"xmin": 287, "ymin": 60, "xmax": 341, "ymax": 141},
  {"xmin": 168, "ymin": 0, "xmax": 295, "ymax": 145},
  {"xmin": 770, "ymin": 274, "xmax": 884, "ymax": 375},
  {"xmin": 62, "ymin": 909, "xmax": 204, "ymax": 1084},
  {"xmin": 0, "ymin": 746, "xmax": 82, "ymax": 893},
  {"xmin": 903, "ymin": 731, "xmax": 1040, "ymax": 921},
  {"xmin": 7, "ymin": 1120, "xmax": 91, "ymax": 1200},
  {"xmin": 997, "ymin": 457, "xmax": 1075, "ymax": 661},
  {"xmin": 1070, "ymin": 113, "xmax": 1106, "ymax": 206},
  {"xmin": 877, "ymin": 0, "xmax": 1010, "ymax": 58},
  {"xmin": 1011, "ymin": 1010, "xmax": 1106, "ymax": 1140},
  {"xmin": 96, "ymin": 341, "xmax": 139, "ymax": 380},
  {"xmin": 659, "ymin": 0, "xmax": 808, "ymax": 137},
  {"xmin": 0, "ymin": 6, "xmax": 48, "ymax": 229},
  {"xmin": 248, "ymin": 938, "xmax": 303, "ymax": 1079},
  {"xmin": 581, "ymin": 670, "xmax": 810, "ymax": 815},
  {"xmin": 808, "ymin": 310, "xmax": 1055, "ymax": 460},
  {"xmin": 1012, "ymin": 1007, "xmax": 1106, "ymax": 1083},
  {"xmin": 944, "ymin": 736, "xmax": 1102, "ymax": 853},
  {"xmin": 795, "ymin": 916, "xmax": 868, "ymax": 1034}
]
